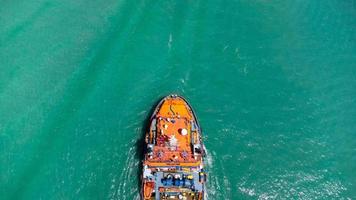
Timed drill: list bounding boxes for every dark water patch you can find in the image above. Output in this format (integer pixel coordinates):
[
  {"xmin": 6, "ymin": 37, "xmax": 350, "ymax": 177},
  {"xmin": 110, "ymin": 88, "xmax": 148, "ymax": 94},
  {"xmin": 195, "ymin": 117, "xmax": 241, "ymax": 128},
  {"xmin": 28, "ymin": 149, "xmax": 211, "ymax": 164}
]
[
  {"xmin": 0, "ymin": 1, "xmax": 53, "ymax": 48},
  {"xmin": 6, "ymin": 0, "xmax": 147, "ymax": 198}
]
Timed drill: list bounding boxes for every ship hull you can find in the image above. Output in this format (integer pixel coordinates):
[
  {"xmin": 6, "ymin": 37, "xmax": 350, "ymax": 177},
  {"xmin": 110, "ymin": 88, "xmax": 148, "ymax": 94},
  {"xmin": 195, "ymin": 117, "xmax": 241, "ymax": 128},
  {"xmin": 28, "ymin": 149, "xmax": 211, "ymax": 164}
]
[{"xmin": 141, "ymin": 94, "xmax": 206, "ymax": 200}]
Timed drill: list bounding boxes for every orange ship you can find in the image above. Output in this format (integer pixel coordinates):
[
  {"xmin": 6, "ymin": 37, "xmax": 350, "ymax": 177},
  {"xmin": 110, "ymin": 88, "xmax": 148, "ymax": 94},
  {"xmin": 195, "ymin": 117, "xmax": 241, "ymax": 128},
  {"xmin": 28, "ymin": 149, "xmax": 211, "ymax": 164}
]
[{"xmin": 142, "ymin": 94, "xmax": 206, "ymax": 200}]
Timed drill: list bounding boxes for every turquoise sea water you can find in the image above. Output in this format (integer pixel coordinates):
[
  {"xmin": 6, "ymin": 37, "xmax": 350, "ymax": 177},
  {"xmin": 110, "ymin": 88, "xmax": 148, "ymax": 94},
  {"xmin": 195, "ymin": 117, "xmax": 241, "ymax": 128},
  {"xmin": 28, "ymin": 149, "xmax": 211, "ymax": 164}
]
[{"xmin": 1, "ymin": 0, "xmax": 355, "ymax": 199}]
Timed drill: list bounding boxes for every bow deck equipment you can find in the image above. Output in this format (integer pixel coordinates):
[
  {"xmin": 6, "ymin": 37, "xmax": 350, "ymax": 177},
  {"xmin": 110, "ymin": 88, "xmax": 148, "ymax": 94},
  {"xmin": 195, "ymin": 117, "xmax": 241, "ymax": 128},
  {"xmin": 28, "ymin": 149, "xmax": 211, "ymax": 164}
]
[{"xmin": 142, "ymin": 94, "xmax": 206, "ymax": 200}]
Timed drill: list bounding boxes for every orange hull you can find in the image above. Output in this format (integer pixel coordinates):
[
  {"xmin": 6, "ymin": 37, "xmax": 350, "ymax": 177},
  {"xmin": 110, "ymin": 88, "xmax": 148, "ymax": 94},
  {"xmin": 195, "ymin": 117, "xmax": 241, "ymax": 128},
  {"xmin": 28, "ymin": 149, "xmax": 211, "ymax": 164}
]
[{"xmin": 142, "ymin": 95, "xmax": 206, "ymax": 200}]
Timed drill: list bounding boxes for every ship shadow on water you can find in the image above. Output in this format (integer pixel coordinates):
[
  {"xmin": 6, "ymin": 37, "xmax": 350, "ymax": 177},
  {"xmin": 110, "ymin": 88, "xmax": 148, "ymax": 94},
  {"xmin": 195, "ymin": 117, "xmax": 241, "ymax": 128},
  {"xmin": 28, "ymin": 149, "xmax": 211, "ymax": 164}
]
[
  {"xmin": 134, "ymin": 132, "xmax": 145, "ymax": 195},
  {"xmin": 134, "ymin": 97, "xmax": 164, "ymax": 196}
]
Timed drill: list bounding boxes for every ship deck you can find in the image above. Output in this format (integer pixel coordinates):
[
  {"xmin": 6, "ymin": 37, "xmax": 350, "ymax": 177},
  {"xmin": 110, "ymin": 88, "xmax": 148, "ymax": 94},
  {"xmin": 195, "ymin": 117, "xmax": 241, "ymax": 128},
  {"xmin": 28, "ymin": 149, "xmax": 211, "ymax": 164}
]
[
  {"xmin": 143, "ymin": 95, "xmax": 205, "ymax": 200},
  {"xmin": 144, "ymin": 97, "xmax": 201, "ymax": 166}
]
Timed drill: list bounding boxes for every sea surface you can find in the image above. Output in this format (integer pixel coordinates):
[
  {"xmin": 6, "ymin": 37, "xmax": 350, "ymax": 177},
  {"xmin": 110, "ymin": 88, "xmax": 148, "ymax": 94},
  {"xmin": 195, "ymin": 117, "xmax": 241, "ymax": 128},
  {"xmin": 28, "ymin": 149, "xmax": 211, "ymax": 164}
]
[{"xmin": 1, "ymin": 0, "xmax": 355, "ymax": 199}]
